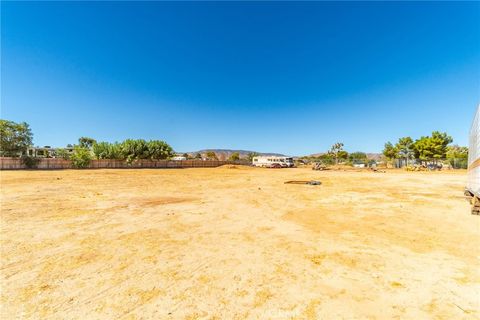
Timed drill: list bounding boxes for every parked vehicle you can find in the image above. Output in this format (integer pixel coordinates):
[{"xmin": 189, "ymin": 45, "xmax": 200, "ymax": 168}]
[
  {"xmin": 252, "ymin": 156, "xmax": 294, "ymax": 168},
  {"xmin": 466, "ymin": 105, "xmax": 480, "ymax": 215}
]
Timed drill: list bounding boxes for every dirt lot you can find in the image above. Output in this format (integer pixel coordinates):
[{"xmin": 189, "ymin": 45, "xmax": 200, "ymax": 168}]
[{"xmin": 1, "ymin": 167, "xmax": 478, "ymax": 319}]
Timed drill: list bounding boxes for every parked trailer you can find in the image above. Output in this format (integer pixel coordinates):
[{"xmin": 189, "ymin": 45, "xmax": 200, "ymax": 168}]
[
  {"xmin": 252, "ymin": 156, "xmax": 294, "ymax": 168},
  {"xmin": 466, "ymin": 105, "xmax": 480, "ymax": 215}
]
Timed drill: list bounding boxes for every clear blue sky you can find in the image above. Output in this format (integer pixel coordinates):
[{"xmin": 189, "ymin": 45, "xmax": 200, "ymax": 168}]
[{"xmin": 1, "ymin": 2, "xmax": 479, "ymax": 155}]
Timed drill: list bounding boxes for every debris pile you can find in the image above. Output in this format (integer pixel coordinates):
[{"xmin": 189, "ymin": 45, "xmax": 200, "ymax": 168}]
[
  {"xmin": 284, "ymin": 180, "xmax": 322, "ymax": 185},
  {"xmin": 312, "ymin": 163, "xmax": 328, "ymax": 171}
]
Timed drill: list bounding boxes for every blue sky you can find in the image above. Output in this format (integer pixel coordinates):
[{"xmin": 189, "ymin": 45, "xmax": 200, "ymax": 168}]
[{"xmin": 1, "ymin": 2, "xmax": 479, "ymax": 155}]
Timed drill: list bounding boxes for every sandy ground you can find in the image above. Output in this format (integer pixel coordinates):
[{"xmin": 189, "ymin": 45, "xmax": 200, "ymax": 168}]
[{"xmin": 0, "ymin": 167, "xmax": 479, "ymax": 319}]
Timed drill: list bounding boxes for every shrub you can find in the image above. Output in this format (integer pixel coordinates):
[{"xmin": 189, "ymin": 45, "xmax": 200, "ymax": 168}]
[
  {"xmin": 56, "ymin": 148, "xmax": 71, "ymax": 160},
  {"xmin": 71, "ymin": 146, "xmax": 92, "ymax": 168},
  {"xmin": 78, "ymin": 137, "xmax": 97, "ymax": 149}
]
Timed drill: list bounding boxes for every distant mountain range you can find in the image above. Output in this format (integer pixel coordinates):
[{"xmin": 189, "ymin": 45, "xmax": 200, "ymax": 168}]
[{"xmin": 180, "ymin": 149, "xmax": 286, "ymax": 160}]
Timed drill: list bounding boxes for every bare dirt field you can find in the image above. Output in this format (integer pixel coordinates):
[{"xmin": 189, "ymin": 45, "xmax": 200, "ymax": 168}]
[{"xmin": 1, "ymin": 167, "xmax": 479, "ymax": 319}]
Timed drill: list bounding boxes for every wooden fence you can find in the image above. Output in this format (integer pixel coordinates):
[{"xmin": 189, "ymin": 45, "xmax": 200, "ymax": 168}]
[{"xmin": 0, "ymin": 157, "xmax": 251, "ymax": 170}]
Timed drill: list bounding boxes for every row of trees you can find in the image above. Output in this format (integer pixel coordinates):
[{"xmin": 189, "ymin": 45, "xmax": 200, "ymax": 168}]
[
  {"xmin": 1, "ymin": 119, "xmax": 469, "ymax": 169},
  {"xmin": 92, "ymin": 139, "xmax": 173, "ymax": 161},
  {"xmin": 383, "ymin": 131, "xmax": 468, "ymax": 168},
  {"xmin": 0, "ymin": 120, "xmax": 177, "ymax": 168},
  {"xmin": 303, "ymin": 133, "xmax": 467, "ymax": 169},
  {"xmin": 55, "ymin": 138, "xmax": 175, "ymax": 166}
]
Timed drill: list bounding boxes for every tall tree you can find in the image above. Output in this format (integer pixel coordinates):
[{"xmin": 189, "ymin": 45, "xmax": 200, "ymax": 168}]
[
  {"xmin": 430, "ymin": 131, "xmax": 453, "ymax": 160},
  {"xmin": 146, "ymin": 140, "xmax": 174, "ymax": 160},
  {"xmin": 382, "ymin": 142, "xmax": 398, "ymax": 160},
  {"xmin": 78, "ymin": 137, "xmax": 97, "ymax": 149},
  {"xmin": 446, "ymin": 145, "xmax": 468, "ymax": 169},
  {"xmin": 328, "ymin": 142, "xmax": 345, "ymax": 164},
  {"xmin": 413, "ymin": 131, "xmax": 452, "ymax": 162},
  {"xmin": 395, "ymin": 137, "xmax": 414, "ymax": 165},
  {"xmin": 120, "ymin": 139, "xmax": 149, "ymax": 162},
  {"xmin": 0, "ymin": 120, "xmax": 33, "ymax": 157}
]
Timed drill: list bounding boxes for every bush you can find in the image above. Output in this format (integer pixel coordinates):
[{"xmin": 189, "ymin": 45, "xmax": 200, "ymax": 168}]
[
  {"xmin": 93, "ymin": 142, "xmax": 122, "ymax": 160},
  {"xmin": 71, "ymin": 146, "xmax": 92, "ymax": 168},
  {"xmin": 21, "ymin": 156, "xmax": 40, "ymax": 169},
  {"xmin": 56, "ymin": 148, "xmax": 71, "ymax": 160}
]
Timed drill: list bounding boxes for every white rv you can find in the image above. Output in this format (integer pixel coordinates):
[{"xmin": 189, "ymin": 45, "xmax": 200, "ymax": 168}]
[
  {"xmin": 466, "ymin": 105, "xmax": 480, "ymax": 215},
  {"xmin": 252, "ymin": 156, "xmax": 294, "ymax": 168}
]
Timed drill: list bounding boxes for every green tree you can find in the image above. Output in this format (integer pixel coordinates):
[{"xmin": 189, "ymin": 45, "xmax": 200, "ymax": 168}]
[
  {"xmin": 317, "ymin": 153, "xmax": 335, "ymax": 165},
  {"xmin": 206, "ymin": 151, "xmax": 218, "ymax": 160},
  {"xmin": 328, "ymin": 142, "xmax": 345, "ymax": 164},
  {"xmin": 78, "ymin": 137, "xmax": 97, "ymax": 149},
  {"xmin": 413, "ymin": 136, "xmax": 433, "ymax": 161},
  {"xmin": 338, "ymin": 151, "xmax": 349, "ymax": 161},
  {"xmin": 182, "ymin": 153, "xmax": 190, "ymax": 159},
  {"xmin": 120, "ymin": 139, "xmax": 149, "ymax": 163},
  {"xmin": 146, "ymin": 140, "xmax": 174, "ymax": 160},
  {"xmin": 395, "ymin": 137, "xmax": 414, "ymax": 165},
  {"xmin": 430, "ymin": 131, "xmax": 453, "ymax": 160},
  {"xmin": 382, "ymin": 142, "xmax": 398, "ymax": 160},
  {"xmin": 92, "ymin": 142, "xmax": 121, "ymax": 159},
  {"xmin": 413, "ymin": 131, "xmax": 452, "ymax": 162},
  {"xmin": 228, "ymin": 152, "xmax": 240, "ymax": 161},
  {"xmin": 71, "ymin": 146, "xmax": 92, "ymax": 168},
  {"xmin": 93, "ymin": 142, "xmax": 109, "ymax": 159},
  {"xmin": 0, "ymin": 120, "xmax": 33, "ymax": 157},
  {"xmin": 195, "ymin": 153, "xmax": 202, "ymax": 159},
  {"xmin": 446, "ymin": 145, "xmax": 468, "ymax": 169},
  {"xmin": 247, "ymin": 152, "xmax": 260, "ymax": 161},
  {"xmin": 348, "ymin": 152, "xmax": 367, "ymax": 161}
]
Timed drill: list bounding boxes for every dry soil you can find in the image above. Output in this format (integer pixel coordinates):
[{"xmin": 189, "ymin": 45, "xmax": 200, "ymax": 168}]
[{"xmin": 0, "ymin": 167, "xmax": 478, "ymax": 319}]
